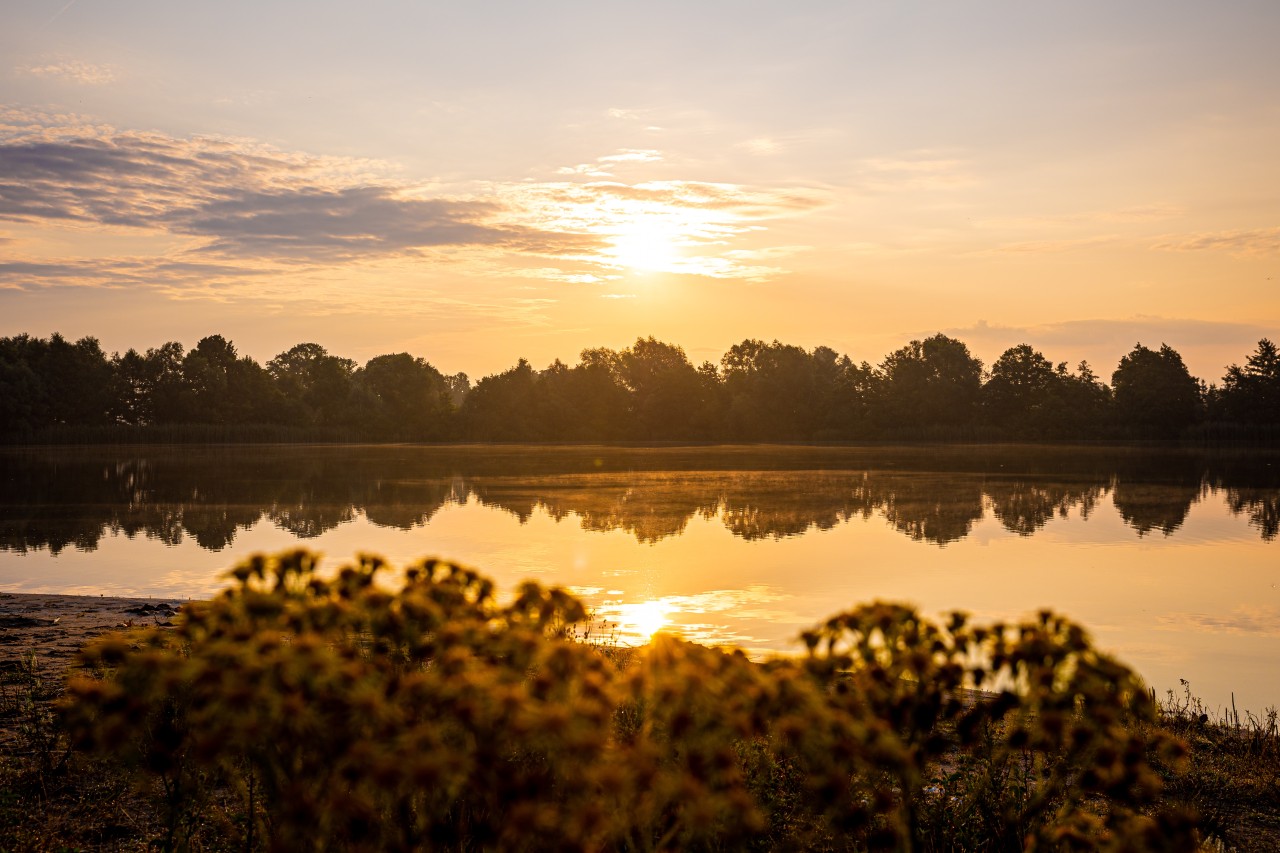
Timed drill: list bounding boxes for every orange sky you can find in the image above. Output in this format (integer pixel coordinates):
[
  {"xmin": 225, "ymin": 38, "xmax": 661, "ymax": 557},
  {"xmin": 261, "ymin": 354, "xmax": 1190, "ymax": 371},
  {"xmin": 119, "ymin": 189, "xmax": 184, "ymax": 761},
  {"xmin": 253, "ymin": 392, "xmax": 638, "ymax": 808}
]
[{"xmin": 2, "ymin": 1, "xmax": 1277, "ymax": 382}]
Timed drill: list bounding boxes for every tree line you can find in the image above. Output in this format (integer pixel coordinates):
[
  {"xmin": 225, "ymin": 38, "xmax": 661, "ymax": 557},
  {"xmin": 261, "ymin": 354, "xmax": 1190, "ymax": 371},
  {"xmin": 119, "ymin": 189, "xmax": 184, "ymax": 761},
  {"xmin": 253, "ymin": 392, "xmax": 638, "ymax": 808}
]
[{"xmin": 1, "ymin": 332, "xmax": 1277, "ymax": 442}]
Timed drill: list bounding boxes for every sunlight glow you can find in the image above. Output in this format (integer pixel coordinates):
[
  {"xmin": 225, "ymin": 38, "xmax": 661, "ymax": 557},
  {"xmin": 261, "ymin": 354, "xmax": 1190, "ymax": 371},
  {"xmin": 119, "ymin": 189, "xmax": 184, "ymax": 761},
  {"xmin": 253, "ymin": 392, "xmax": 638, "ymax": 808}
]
[
  {"xmin": 621, "ymin": 599, "xmax": 669, "ymax": 641},
  {"xmin": 607, "ymin": 218, "xmax": 683, "ymax": 273},
  {"xmin": 503, "ymin": 180, "xmax": 791, "ymax": 280}
]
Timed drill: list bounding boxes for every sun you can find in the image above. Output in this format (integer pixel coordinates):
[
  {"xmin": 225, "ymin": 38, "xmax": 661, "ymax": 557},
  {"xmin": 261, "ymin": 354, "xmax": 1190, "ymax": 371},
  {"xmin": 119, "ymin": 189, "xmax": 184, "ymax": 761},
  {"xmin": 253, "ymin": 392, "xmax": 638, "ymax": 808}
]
[{"xmin": 607, "ymin": 218, "xmax": 683, "ymax": 273}]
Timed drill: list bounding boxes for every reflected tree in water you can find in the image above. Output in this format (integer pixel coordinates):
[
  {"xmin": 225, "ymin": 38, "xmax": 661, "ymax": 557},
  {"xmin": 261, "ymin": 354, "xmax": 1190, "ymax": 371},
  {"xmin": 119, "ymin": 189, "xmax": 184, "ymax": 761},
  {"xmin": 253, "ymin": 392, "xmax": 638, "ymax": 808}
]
[
  {"xmin": 872, "ymin": 475, "xmax": 986, "ymax": 545},
  {"xmin": 1225, "ymin": 488, "xmax": 1279, "ymax": 541},
  {"xmin": 986, "ymin": 479, "xmax": 1107, "ymax": 536},
  {"xmin": 1112, "ymin": 481, "xmax": 1203, "ymax": 537},
  {"xmin": 2, "ymin": 448, "xmax": 1278, "ymax": 554}
]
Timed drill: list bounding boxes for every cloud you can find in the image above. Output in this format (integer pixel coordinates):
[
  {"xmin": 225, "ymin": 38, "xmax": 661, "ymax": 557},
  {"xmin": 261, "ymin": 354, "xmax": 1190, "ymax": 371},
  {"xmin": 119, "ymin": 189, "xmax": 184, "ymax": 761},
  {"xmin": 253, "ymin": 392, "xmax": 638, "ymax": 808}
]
[
  {"xmin": 1159, "ymin": 607, "xmax": 1280, "ymax": 637},
  {"xmin": 17, "ymin": 60, "xmax": 115, "ymax": 85},
  {"xmin": 0, "ymin": 122, "xmax": 562, "ymax": 263},
  {"xmin": 0, "ymin": 108, "xmax": 825, "ymax": 291},
  {"xmin": 973, "ymin": 205, "xmax": 1184, "ymax": 231},
  {"xmin": 0, "ymin": 257, "xmax": 268, "ymax": 294},
  {"xmin": 598, "ymin": 149, "xmax": 663, "ymax": 164},
  {"xmin": 556, "ymin": 148, "xmax": 664, "ymax": 177},
  {"xmin": 858, "ymin": 153, "xmax": 979, "ymax": 191},
  {"xmin": 966, "ymin": 236, "xmax": 1120, "ymax": 256},
  {"xmin": 736, "ymin": 137, "xmax": 781, "ymax": 156},
  {"xmin": 179, "ymin": 188, "xmax": 517, "ymax": 261},
  {"xmin": 1152, "ymin": 226, "xmax": 1280, "ymax": 256},
  {"xmin": 508, "ymin": 268, "xmax": 609, "ymax": 284},
  {"xmin": 933, "ymin": 317, "xmax": 1276, "ymax": 380},
  {"xmin": 946, "ymin": 317, "xmax": 1274, "ymax": 350}
]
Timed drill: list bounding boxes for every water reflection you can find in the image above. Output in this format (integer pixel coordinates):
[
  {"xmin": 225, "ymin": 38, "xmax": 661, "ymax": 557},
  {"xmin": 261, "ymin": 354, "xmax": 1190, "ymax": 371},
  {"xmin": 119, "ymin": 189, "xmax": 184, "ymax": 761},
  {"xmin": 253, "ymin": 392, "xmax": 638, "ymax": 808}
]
[{"xmin": 1, "ymin": 445, "xmax": 1278, "ymax": 555}]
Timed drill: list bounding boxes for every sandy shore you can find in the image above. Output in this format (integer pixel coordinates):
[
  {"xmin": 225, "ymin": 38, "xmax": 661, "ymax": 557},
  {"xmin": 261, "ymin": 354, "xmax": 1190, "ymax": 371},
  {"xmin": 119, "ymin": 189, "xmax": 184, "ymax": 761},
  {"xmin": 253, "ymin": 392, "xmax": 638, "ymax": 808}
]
[{"xmin": 0, "ymin": 591, "xmax": 190, "ymax": 681}]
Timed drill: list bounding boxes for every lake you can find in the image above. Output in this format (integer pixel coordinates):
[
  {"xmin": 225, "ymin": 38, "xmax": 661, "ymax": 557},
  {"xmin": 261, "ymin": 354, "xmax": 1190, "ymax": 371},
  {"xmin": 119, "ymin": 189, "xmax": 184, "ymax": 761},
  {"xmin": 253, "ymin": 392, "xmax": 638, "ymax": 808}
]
[{"xmin": 1, "ymin": 444, "xmax": 1276, "ymax": 711}]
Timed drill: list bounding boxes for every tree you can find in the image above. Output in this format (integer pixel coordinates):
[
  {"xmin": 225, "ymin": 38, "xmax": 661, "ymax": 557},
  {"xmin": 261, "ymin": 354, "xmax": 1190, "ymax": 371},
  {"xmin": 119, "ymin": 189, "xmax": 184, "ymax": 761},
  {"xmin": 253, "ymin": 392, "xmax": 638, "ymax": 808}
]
[
  {"xmin": 718, "ymin": 340, "xmax": 871, "ymax": 440},
  {"xmin": 1053, "ymin": 360, "xmax": 1113, "ymax": 438},
  {"xmin": 537, "ymin": 355, "xmax": 630, "ymax": 441},
  {"xmin": 459, "ymin": 359, "xmax": 542, "ymax": 440},
  {"xmin": 181, "ymin": 335, "xmax": 241, "ymax": 424},
  {"xmin": 1219, "ymin": 338, "xmax": 1280, "ymax": 426},
  {"xmin": 980, "ymin": 344, "xmax": 1115, "ymax": 439},
  {"xmin": 619, "ymin": 337, "xmax": 708, "ymax": 439},
  {"xmin": 267, "ymin": 343, "xmax": 358, "ymax": 427},
  {"xmin": 1111, "ymin": 343, "xmax": 1202, "ymax": 438},
  {"xmin": 141, "ymin": 342, "xmax": 188, "ymax": 425},
  {"xmin": 358, "ymin": 353, "xmax": 453, "ymax": 440},
  {"xmin": 31, "ymin": 334, "xmax": 115, "ymax": 427},
  {"xmin": 877, "ymin": 334, "xmax": 983, "ymax": 435},
  {"xmin": 0, "ymin": 336, "xmax": 40, "ymax": 435}
]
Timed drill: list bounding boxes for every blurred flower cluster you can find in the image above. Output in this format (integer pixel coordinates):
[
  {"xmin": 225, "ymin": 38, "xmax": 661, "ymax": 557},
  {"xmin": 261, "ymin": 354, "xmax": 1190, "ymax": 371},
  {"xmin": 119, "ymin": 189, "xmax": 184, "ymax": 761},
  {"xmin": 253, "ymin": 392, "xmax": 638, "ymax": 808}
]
[{"xmin": 62, "ymin": 550, "xmax": 1195, "ymax": 851}]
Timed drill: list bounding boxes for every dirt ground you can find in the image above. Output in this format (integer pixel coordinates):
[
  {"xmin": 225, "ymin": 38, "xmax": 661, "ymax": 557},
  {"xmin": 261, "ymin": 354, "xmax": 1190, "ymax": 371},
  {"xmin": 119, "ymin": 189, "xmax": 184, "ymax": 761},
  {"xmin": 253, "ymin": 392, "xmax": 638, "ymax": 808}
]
[{"xmin": 0, "ymin": 591, "xmax": 187, "ymax": 748}]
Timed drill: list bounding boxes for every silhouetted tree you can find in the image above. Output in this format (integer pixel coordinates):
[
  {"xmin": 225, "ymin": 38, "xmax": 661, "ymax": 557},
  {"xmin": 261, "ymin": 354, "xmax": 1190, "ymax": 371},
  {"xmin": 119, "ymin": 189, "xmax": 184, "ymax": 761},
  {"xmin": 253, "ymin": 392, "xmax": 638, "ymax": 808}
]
[
  {"xmin": 267, "ymin": 342, "xmax": 359, "ymax": 427},
  {"xmin": 7, "ymin": 329, "xmax": 1276, "ymax": 444},
  {"xmin": 0, "ymin": 336, "xmax": 41, "ymax": 435},
  {"xmin": 982, "ymin": 346, "xmax": 1114, "ymax": 439},
  {"xmin": 812, "ymin": 347, "xmax": 877, "ymax": 440},
  {"xmin": 1054, "ymin": 361, "xmax": 1114, "ymax": 438},
  {"xmin": 984, "ymin": 344, "xmax": 1059, "ymax": 437},
  {"xmin": 358, "ymin": 353, "xmax": 453, "ymax": 439},
  {"xmin": 178, "ymin": 336, "xmax": 284, "ymax": 425},
  {"xmin": 722, "ymin": 339, "xmax": 815, "ymax": 440},
  {"xmin": 619, "ymin": 337, "xmax": 707, "ymax": 439},
  {"xmin": 140, "ymin": 342, "xmax": 188, "ymax": 424},
  {"xmin": 537, "ymin": 356, "xmax": 630, "ymax": 441},
  {"xmin": 877, "ymin": 334, "xmax": 983, "ymax": 435},
  {"xmin": 1218, "ymin": 338, "xmax": 1280, "ymax": 426},
  {"xmin": 460, "ymin": 358, "xmax": 542, "ymax": 440},
  {"xmin": 1112, "ymin": 343, "xmax": 1202, "ymax": 438},
  {"xmin": 444, "ymin": 372, "xmax": 471, "ymax": 408}
]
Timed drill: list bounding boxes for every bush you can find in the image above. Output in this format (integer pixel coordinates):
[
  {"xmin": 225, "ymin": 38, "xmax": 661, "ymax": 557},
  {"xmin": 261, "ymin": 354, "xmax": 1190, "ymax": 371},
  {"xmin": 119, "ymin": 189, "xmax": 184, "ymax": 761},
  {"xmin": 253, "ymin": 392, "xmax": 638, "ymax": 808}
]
[{"xmin": 61, "ymin": 551, "xmax": 1197, "ymax": 851}]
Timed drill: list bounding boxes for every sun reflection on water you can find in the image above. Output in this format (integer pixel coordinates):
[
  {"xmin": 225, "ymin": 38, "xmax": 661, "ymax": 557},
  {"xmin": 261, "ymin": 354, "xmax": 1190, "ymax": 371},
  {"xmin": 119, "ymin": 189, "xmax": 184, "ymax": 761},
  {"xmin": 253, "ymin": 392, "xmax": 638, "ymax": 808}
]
[{"xmin": 617, "ymin": 599, "xmax": 670, "ymax": 642}]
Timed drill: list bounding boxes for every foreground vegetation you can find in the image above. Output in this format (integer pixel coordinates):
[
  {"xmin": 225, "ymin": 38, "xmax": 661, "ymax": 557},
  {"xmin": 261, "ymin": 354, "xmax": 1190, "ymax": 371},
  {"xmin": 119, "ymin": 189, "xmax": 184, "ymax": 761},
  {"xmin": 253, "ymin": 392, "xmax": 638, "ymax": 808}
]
[
  {"xmin": 0, "ymin": 551, "xmax": 1277, "ymax": 851},
  {"xmin": 4, "ymin": 331, "xmax": 1278, "ymax": 442}
]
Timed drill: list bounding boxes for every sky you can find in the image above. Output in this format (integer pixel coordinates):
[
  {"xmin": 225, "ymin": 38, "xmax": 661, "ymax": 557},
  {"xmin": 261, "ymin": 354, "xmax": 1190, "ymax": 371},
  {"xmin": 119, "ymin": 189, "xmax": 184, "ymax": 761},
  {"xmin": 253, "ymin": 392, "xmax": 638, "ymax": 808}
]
[{"xmin": 2, "ymin": 0, "xmax": 1278, "ymax": 382}]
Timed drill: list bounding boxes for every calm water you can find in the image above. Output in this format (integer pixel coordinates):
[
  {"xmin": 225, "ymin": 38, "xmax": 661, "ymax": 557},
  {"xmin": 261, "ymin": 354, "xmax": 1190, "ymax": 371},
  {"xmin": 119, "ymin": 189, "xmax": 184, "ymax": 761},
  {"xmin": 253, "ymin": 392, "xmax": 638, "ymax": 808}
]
[{"xmin": 2, "ymin": 444, "xmax": 1277, "ymax": 710}]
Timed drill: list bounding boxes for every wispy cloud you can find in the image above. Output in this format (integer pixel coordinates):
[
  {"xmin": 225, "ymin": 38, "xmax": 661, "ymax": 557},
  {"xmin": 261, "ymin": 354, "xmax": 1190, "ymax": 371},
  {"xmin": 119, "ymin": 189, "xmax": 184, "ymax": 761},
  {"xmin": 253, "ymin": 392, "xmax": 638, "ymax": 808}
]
[
  {"xmin": 556, "ymin": 148, "xmax": 664, "ymax": 177},
  {"xmin": 973, "ymin": 205, "xmax": 1184, "ymax": 231},
  {"xmin": 0, "ymin": 257, "xmax": 269, "ymax": 295},
  {"xmin": 736, "ymin": 137, "xmax": 782, "ymax": 156},
  {"xmin": 934, "ymin": 317, "xmax": 1275, "ymax": 379},
  {"xmin": 858, "ymin": 153, "xmax": 978, "ymax": 192},
  {"xmin": 0, "ymin": 117, "xmax": 563, "ymax": 264},
  {"xmin": 945, "ymin": 317, "xmax": 1274, "ymax": 349},
  {"xmin": 1159, "ymin": 606, "xmax": 1280, "ymax": 637},
  {"xmin": 17, "ymin": 60, "xmax": 115, "ymax": 85},
  {"xmin": 0, "ymin": 108, "xmax": 827, "ymax": 293},
  {"xmin": 598, "ymin": 149, "xmax": 663, "ymax": 164},
  {"xmin": 966, "ymin": 235, "xmax": 1120, "ymax": 256},
  {"xmin": 1152, "ymin": 226, "xmax": 1280, "ymax": 256}
]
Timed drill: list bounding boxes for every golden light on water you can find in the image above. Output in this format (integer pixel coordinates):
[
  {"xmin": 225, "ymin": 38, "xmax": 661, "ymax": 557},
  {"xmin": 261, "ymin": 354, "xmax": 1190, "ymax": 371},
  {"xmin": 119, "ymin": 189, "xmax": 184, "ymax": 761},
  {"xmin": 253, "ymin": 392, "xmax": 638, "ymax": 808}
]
[{"xmin": 619, "ymin": 599, "xmax": 670, "ymax": 642}]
